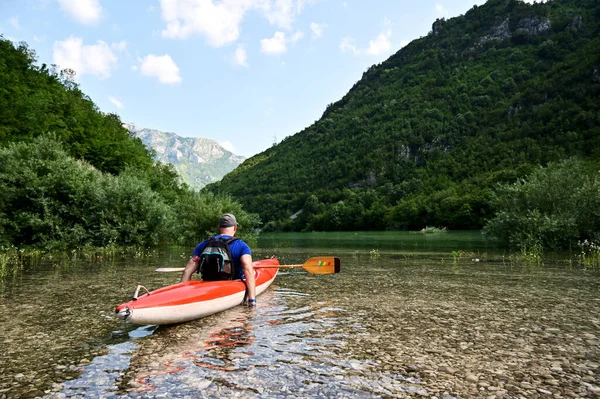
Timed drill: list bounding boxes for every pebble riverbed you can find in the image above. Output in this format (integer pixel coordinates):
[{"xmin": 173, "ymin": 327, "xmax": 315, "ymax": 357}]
[{"xmin": 1, "ymin": 252, "xmax": 599, "ymax": 398}]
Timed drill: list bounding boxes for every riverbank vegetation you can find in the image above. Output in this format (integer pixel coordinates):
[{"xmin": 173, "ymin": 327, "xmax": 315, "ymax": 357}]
[
  {"xmin": 0, "ymin": 37, "xmax": 259, "ymax": 253},
  {"xmin": 483, "ymin": 159, "xmax": 600, "ymax": 252}
]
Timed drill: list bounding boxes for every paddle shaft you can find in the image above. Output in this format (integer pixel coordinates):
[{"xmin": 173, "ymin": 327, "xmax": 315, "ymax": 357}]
[
  {"xmin": 156, "ymin": 264, "xmax": 317, "ymax": 272},
  {"xmin": 155, "ymin": 257, "xmax": 340, "ymax": 274},
  {"xmin": 154, "ymin": 265, "xmax": 301, "ymax": 272}
]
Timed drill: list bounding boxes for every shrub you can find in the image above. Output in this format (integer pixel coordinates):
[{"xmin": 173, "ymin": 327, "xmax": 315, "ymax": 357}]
[
  {"xmin": 173, "ymin": 191, "xmax": 261, "ymax": 245},
  {"xmin": 0, "ymin": 136, "xmax": 173, "ymax": 249},
  {"xmin": 483, "ymin": 158, "xmax": 600, "ymax": 250}
]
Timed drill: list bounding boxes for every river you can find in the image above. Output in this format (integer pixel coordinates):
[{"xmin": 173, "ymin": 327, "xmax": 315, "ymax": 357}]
[{"xmin": 1, "ymin": 231, "xmax": 599, "ymax": 398}]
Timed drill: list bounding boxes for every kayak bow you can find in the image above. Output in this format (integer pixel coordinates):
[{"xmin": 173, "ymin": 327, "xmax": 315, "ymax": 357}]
[{"xmin": 115, "ymin": 258, "xmax": 279, "ymax": 325}]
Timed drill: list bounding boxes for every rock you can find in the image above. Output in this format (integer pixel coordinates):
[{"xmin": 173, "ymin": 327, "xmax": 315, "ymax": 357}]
[
  {"xmin": 505, "ymin": 383, "xmax": 518, "ymax": 392},
  {"xmin": 567, "ymin": 15, "xmax": 584, "ymax": 32},
  {"xmin": 439, "ymin": 366, "xmax": 456, "ymax": 374},
  {"xmin": 585, "ymin": 383, "xmax": 600, "ymax": 394}
]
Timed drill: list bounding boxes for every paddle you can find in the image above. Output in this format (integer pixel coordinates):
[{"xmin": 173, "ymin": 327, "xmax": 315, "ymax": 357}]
[{"xmin": 155, "ymin": 256, "xmax": 341, "ymax": 275}]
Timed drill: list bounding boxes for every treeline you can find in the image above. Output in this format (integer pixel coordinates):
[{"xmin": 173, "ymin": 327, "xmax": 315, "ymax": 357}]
[
  {"xmin": 207, "ymin": 0, "xmax": 600, "ymax": 250},
  {"xmin": 0, "ymin": 37, "xmax": 259, "ymax": 250}
]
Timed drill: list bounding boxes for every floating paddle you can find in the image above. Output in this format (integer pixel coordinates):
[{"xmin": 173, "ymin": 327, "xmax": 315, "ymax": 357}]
[{"xmin": 155, "ymin": 256, "xmax": 341, "ymax": 275}]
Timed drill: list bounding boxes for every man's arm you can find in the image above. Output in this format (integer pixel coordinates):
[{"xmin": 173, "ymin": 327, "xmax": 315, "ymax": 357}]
[
  {"xmin": 241, "ymin": 254, "xmax": 256, "ymax": 302},
  {"xmin": 180, "ymin": 256, "xmax": 199, "ymax": 282}
]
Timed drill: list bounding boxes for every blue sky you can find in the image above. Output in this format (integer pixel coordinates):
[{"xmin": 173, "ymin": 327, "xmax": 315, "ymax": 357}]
[{"xmin": 0, "ymin": 0, "xmax": 539, "ymax": 157}]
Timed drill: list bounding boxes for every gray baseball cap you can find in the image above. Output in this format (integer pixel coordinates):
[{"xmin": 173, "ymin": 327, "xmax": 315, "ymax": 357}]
[{"xmin": 219, "ymin": 213, "xmax": 238, "ymax": 227}]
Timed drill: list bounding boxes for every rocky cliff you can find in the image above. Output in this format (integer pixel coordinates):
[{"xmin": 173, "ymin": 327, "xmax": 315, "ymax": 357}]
[{"xmin": 124, "ymin": 123, "xmax": 245, "ymax": 190}]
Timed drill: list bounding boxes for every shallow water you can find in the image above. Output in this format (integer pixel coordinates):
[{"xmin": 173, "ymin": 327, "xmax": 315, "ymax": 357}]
[{"xmin": 1, "ymin": 232, "xmax": 599, "ymax": 398}]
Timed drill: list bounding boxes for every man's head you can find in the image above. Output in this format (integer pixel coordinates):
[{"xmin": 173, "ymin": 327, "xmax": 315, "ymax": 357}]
[{"xmin": 218, "ymin": 213, "xmax": 237, "ymax": 234}]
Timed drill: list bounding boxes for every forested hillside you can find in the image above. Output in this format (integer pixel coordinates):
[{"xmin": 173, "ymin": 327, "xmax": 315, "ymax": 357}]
[
  {"xmin": 0, "ymin": 41, "xmax": 154, "ymax": 175},
  {"xmin": 0, "ymin": 37, "xmax": 259, "ymax": 250},
  {"xmin": 207, "ymin": 0, "xmax": 600, "ymax": 232}
]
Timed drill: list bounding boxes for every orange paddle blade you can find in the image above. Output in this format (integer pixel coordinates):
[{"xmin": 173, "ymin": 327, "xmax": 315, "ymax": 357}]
[{"xmin": 270, "ymin": 256, "xmax": 341, "ymax": 274}]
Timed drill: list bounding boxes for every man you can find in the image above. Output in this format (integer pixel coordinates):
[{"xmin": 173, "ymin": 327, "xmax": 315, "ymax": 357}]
[{"xmin": 180, "ymin": 213, "xmax": 256, "ymax": 306}]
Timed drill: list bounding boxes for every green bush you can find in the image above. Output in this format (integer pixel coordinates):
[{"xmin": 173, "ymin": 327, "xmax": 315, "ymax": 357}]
[
  {"xmin": 483, "ymin": 158, "xmax": 600, "ymax": 250},
  {"xmin": 0, "ymin": 136, "xmax": 173, "ymax": 248},
  {"xmin": 173, "ymin": 190, "xmax": 261, "ymax": 245},
  {"xmin": 96, "ymin": 172, "xmax": 175, "ymax": 247}
]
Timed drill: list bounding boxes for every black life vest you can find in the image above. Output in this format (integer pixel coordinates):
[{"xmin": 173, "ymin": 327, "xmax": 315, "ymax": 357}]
[{"xmin": 198, "ymin": 236, "xmax": 239, "ymax": 281}]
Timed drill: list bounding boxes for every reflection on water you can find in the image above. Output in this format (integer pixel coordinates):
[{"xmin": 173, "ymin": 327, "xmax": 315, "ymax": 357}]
[
  {"xmin": 1, "ymin": 232, "xmax": 599, "ymax": 398},
  {"xmin": 57, "ymin": 326, "xmax": 155, "ymax": 398}
]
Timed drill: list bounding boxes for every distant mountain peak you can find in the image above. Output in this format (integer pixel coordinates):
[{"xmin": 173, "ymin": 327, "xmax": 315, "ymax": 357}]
[{"xmin": 125, "ymin": 123, "xmax": 245, "ymax": 190}]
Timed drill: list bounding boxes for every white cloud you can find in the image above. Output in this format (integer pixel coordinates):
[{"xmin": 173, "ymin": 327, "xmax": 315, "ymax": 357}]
[
  {"xmin": 340, "ymin": 30, "xmax": 393, "ymax": 56},
  {"xmin": 112, "ymin": 41, "xmax": 127, "ymax": 52},
  {"xmin": 139, "ymin": 54, "xmax": 182, "ymax": 84},
  {"xmin": 290, "ymin": 30, "xmax": 304, "ymax": 44},
  {"xmin": 259, "ymin": 29, "xmax": 304, "ymax": 56},
  {"xmin": 262, "ymin": 0, "xmax": 306, "ymax": 30},
  {"xmin": 339, "ymin": 37, "xmax": 359, "ymax": 55},
  {"xmin": 159, "ymin": 0, "xmax": 308, "ymax": 46},
  {"xmin": 160, "ymin": 0, "xmax": 246, "ymax": 46},
  {"xmin": 260, "ymin": 31, "xmax": 287, "ymax": 55},
  {"xmin": 310, "ymin": 22, "xmax": 324, "ymax": 38},
  {"xmin": 9, "ymin": 16, "xmax": 20, "ymax": 30},
  {"xmin": 366, "ymin": 29, "xmax": 392, "ymax": 55},
  {"xmin": 52, "ymin": 37, "xmax": 120, "ymax": 79},
  {"xmin": 219, "ymin": 140, "xmax": 235, "ymax": 153},
  {"xmin": 108, "ymin": 96, "xmax": 124, "ymax": 109},
  {"xmin": 57, "ymin": 0, "xmax": 103, "ymax": 25},
  {"xmin": 233, "ymin": 44, "xmax": 249, "ymax": 67}
]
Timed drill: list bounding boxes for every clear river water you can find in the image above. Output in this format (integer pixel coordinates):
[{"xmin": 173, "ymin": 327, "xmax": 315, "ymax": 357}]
[{"xmin": 1, "ymin": 231, "xmax": 599, "ymax": 398}]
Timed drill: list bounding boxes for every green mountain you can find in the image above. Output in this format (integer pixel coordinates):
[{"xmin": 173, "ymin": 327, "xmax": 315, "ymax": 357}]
[
  {"xmin": 124, "ymin": 123, "xmax": 245, "ymax": 190},
  {"xmin": 207, "ymin": 0, "xmax": 600, "ymax": 232}
]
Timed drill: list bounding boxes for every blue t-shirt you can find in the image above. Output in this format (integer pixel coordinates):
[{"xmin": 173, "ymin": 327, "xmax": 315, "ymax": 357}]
[{"xmin": 193, "ymin": 235, "xmax": 252, "ymax": 279}]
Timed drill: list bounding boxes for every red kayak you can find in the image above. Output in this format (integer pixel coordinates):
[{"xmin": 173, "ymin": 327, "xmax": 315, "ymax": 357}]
[{"xmin": 115, "ymin": 258, "xmax": 279, "ymax": 325}]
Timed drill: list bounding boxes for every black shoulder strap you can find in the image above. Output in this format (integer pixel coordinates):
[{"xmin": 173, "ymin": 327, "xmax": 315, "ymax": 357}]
[{"xmin": 225, "ymin": 237, "xmax": 239, "ymax": 244}]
